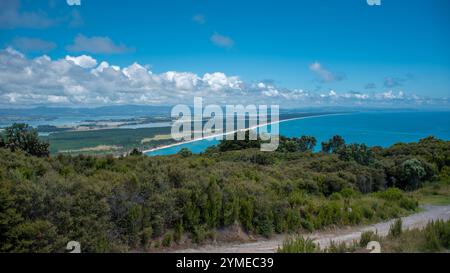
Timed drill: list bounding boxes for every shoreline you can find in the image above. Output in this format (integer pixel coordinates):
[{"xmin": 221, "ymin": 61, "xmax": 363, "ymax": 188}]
[{"xmin": 142, "ymin": 112, "xmax": 351, "ymax": 155}]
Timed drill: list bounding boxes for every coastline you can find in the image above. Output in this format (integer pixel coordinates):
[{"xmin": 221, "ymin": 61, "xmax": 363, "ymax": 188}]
[{"xmin": 142, "ymin": 112, "xmax": 351, "ymax": 155}]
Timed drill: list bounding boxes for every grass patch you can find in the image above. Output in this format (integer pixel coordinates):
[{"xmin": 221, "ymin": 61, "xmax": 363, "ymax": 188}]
[
  {"xmin": 412, "ymin": 183, "xmax": 450, "ymax": 206},
  {"xmin": 43, "ymin": 126, "xmax": 174, "ymax": 155}
]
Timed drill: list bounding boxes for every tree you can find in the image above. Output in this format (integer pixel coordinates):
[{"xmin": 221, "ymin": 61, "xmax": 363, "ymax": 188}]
[
  {"xmin": 296, "ymin": 136, "xmax": 317, "ymax": 152},
  {"xmin": 321, "ymin": 135, "xmax": 345, "ymax": 153},
  {"xmin": 337, "ymin": 143, "xmax": 374, "ymax": 165},
  {"xmin": 401, "ymin": 158, "xmax": 426, "ymax": 190},
  {"xmin": 178, "ymin": 148, "xmax": 193, "ymax": 157},
  {"xmin": 3, "ymin": 123, "xmax": 49, "ymax": 157},
  {"xmin": 129, "ymin": 148, "xmax": 142, "ymax": 156},
  {"xmin": 218, "ymin": 131, "xmax": 262, "ymax": 152},
  {"xmin": 0, "ymin": 137, "xmax": 5, "ymax": 148},
  {"xmin": 278, "ymin": 137, "xmax": 299, "ymax": 152}
]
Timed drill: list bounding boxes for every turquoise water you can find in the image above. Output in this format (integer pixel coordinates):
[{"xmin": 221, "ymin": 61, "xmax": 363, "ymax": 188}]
[{"xmin": 146, "ymin": 111, "xmax": 450, "ymax": 156}]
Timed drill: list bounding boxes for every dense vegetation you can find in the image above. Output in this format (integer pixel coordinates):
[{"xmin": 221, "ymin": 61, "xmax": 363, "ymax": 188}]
[{"xmin": 0, "ymin": 124, "xmax": 449, "ymax": 252}]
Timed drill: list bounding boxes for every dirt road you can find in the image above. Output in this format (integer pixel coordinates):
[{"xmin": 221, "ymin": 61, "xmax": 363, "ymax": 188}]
[{"xmin": 174, "ymin": 205, "xmax": 450, "ymax": 253}]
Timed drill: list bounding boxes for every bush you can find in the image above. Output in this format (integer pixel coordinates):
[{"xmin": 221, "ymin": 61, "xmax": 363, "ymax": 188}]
[
  {"xmin": 376, "ymin": 188, "xmax": 418, "ymax": 211},
  {"xmin": 277, "ymin": 235, "xmax": 318, "ymax": 253},
  {"xmin": 389, "ymin": 219, "xmax": 403, "ymax": 238},
  {"xmin": 191, "ymin": 226, "xmax": 208, "ymax": 244},
  {"xmin": 376, "ymin": 188, "xmax": 404, "ymax": 201},
  {"xmin": 174, "ymin": 221, "xmax": 184, "ymax": 243},
  {"xmin": 162, "ymin": 232, "xmax": 173, "ymax": 247},
  {"xmin": 359, "ymin": 230, "xmax": 380, "ymax": 247},
  {"xmin": 140, "ymin": 227, "xmax": 153, "ymax": 247},
  {"xmin": 300, "ymin": 218, "xmax": 315, "ymax": 232},
  {"xmin": 325, "ymin": 240, "xmax": 356, "ymax": 253},
  {"xmin": 423, "ymin": 220, "xmax": 450, "ymax": 251},
  {"xmin": 253, "ymin": 205, "xmax": 274, "ymax": 238},
  {"xmin": 329, "ymin": 192, "xmax": 342, "ymax": 201},
  {"xmin": 340, "ymin": 188, "xmax": 359, "ymax": 199},
  {"xmin": 178, "ymin": 148, "xmax": 193, "ymax": 158},
  {"xmin": 347, "ymin": 207, "xmax": 363, "ymax": 225},
  {"xmin": 250, "ymin": 153, "xmax": 275, "ymax": 165}
]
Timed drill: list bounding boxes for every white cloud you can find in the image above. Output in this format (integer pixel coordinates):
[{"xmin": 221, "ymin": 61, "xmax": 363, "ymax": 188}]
[
  {"xmin": 377, "ymin": 90, "xmax": 404, "ymax": 100},
  {"xmin": 163, "ymin": 71, "xmax": 200, "ymax": 90},
  {"xmin": 65, "ymin": 55, "xmax": 98, "ymax": 68},
  {"xmin": 202, "ymin": 73, "xmax": 242, "ymax": 91},
  {"xmin": 67, "ymin": 0, "xmax": 81, "ymax": 6},
  {"xmin": 0, "ymin": 48, "xmax": 446, "ymax": 108},
  {"xmin": 210, "ymin": 33, "xmax": 234, "ymax": 48},
  {"xmin": 66, "ymin": 34, "xmax": 133, "ymax": 54},
  {"xmin": 91, "ymin": 61, "xmax": 120, "ymax": 75},
  {"xmin": 4, "ymin": 46, "xmax": 24, "ymax": 58},
  {"xmin": 309, "ymin": 62, "xmax": 345, "ymax": 83}
]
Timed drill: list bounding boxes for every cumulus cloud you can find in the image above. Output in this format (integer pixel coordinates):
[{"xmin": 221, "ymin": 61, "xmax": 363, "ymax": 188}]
[
  {"xmin": 377, "ymin": 90, "xmax": 404, "ymax": 100},
  {"xmin": 9, "ymin": 37, "xmax": 56, "ymax": 53},
  {"xmin": 66, "ymin": 34, "xmax": 133, "ymax": 54},
  {"xmin": 0, "ymin": 48, "xmax": 246, "ymax": 106},
  {"xmin": 211, "ymin": 33, "xmax": 234, "ymax": 48},
  {"xmin": 65, "ymin": 55, "xmax": 97, "ymax": 68},
  {"xmin": 0, "ymin": 0, "xmax": 55, "ymax": 29},
  {"xmin": 309, "ymin": 62, "xmax": 345, "ymax": 83},
  {"xmin": 0, "ymin": 48, "xmax": 446, "ymax": 108},
  {"xmin": 192, "ymin": 14, "xmax": 205, "ymax": 24}
]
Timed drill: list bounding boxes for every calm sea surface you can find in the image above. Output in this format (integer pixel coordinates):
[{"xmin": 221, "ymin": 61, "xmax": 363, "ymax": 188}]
[{"xmin": 146, "ymin": 111, "xmax": 450, "ymax": 156}]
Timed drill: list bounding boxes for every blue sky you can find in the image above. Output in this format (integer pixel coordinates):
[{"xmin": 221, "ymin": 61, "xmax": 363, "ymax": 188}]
[{"xmin": 0, "ymin": 0, "xmax": 449, "ymax": 107}]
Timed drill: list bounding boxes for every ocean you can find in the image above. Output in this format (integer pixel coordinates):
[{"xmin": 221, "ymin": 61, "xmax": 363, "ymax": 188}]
[{"xmin": 146, "ymin": 111, "xmax": 450, "ymax": 156}]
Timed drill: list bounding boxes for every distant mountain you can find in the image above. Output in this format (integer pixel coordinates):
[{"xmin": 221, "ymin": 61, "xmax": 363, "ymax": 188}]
[
  {"xmin": 0, "ymin": 105, "xmax": 172, "ymax": 118},
  {"xmin": 0, "ymin": 105, "xmax": 444, "ymax": 120}
]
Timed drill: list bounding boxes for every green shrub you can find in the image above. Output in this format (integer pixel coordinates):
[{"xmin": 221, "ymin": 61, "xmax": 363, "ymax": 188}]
[
  {"xmin": 174, "ymin": 221, "xmax": 184, "ymax": 243},
  {"xmin": 325, "ymin": 240, "xmax": 356, "ymax": 253},
  {"xmin": 140, "ymin": 227, "xmax": 153, "ymax": 247},
  {"xmin": 376, "ymin": 188, "xmax": 404, "ymax": 201},
  {"xmin": 300, "ymin": 218, "xmax": 315, "ymax": 232},
  {"xmin": 329, "ymin": 192, "xmax": 342, "ymax": 201},
  {"xmin": 359, "ymin": 230, "xmax": 380, "ymax": 247},
  {"xmin": 423, "ymin": 220, "xmax": 450, "ymax": 251},
  {"xmin": 178, "ymin": 148, "xmax": 193, "ymax": 158},
  {"xmin": 191, "ymin": 226, "xmax": 208, "ymax": 244},
  {"xmin": 347, "ymin": 207, "xmax": 363, "ymax": 225},
  {"xmin": 162, "ymin": 232, "xmax": 173, "ymax": 247},
  {"xmin": 340, "ymin": 188, "xmax": 359, "ymax": 199},
  {"xmin": 361, "ymin": 205, "xmax": 374, "ymax": 220},
  {"xmin": 277, "ymin": 235, "xmax": 318, "ymax": 253},
  {"xmin": 389, "ymin": 219, "xmax": 403, "ymax": 238}
]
